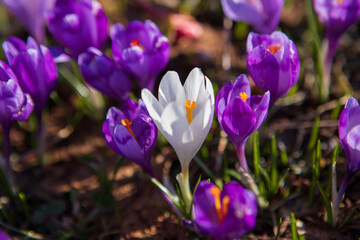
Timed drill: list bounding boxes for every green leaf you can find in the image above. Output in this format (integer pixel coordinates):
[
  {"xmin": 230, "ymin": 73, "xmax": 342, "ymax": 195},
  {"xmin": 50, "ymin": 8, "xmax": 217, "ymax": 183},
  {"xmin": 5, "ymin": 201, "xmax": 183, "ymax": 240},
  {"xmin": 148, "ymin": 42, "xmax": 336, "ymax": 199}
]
[
  {"xmin": 253, "ymin": 131, "xmax": 261, "ymax": 178},
  {"xmin": 316, "ymin": 180, "xmax": 333, "ymax": 226},
  {"xmin": 290, "ymin": 212, "xmax": 299, "ymax": 240},
  {"xmin": 306, "ymin": 117, "xmax": 320, "ymax": 155}
]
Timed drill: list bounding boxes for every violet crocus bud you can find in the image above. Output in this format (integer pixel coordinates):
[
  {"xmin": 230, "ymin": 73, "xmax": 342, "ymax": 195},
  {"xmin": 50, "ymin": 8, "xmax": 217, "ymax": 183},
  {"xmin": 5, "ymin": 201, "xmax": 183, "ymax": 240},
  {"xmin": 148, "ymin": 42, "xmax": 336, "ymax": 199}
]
[
  {"xmin": 0, "ymin": 60, "xmax": 33, "ymax": 176},
  {"xmin": 110, "ymin": 20, "xmax": 170, "ymax": 92},
  {"xmin": 2, "ymin": 36, "xmax": 57, "ymax": 117},
  {"xmin": 333, "ymin": 97, "xmax": 360, "ymax": 225},
  {"xmin": 193, "ymin": 181, "xmax": 257, "ymax": 240},
  {"xmin": 247, "ymin": 31, "xmax": 300, "ymax": 105},
  {"xmin": 216, "ymin": 74, "xmax": 270, "ymax": 172},
  {"xmin": 103, "ymin": 99, "xmax": 158, "ymax": 175},
  {"xmin": 45, "ymin": 0, "xmax": 108, "ymax": 57},
  {"xmin": 0, "ymin": 0, "xmax": 55, "ymax": 43},
  {"xmin": 221, "ymin": 0, "xmax": 284, "ymax": 34},
  {"xmin": 78, "ymin": 47, "xmax": 132, "ymax": 103}
]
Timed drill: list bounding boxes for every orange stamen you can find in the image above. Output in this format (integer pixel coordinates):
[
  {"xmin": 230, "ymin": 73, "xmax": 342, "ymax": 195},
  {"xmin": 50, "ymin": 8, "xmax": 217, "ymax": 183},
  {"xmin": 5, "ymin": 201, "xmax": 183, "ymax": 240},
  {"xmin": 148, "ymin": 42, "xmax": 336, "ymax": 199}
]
[
  {"xmin": 210, "ymin": 186, "xmax": 230, "ymax": 223},
  {"xmin": 267, "ymin": 44, "xmax": 281, "ymax": 55},
  {"xmin": 338, "ymin": 0, "xmax": 343, "ymax": 3},
  {"xmin": 121, "ymin": 119, "xmax": 137, "ymax": 141},
  {"xmin": 185, "ymin": 100, "xmax": 197, "ymax": 124},
  {"xmin": 239, "ymin": 92, "xmax": 249, "ymax": 102},
  {"xmin": 130, "ymin": 39, "xmax": 144, "ymax": 50}
]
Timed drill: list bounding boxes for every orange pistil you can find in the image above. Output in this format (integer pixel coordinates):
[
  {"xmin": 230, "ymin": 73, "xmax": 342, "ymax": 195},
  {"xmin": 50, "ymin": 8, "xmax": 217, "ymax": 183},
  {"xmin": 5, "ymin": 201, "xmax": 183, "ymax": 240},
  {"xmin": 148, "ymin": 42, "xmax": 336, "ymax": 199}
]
[
  {"xmin": 130, "ymin": 39, "xmax": 145, "ymax": 50},
  {"xmin": 267, "ymin": 44, "xmax": 281, "ymax": 55},
  {"xmin": 185, "ymin": 100, "xmax": 197, "ymax": 124},
  {"xmin": 239, "ymin": 92, "xmax": 249, "ymax": 102},
  {"xmin": 338, "ymin": 0, "xmax": 343, "ymax": 4},
  {"xmin": 210, "ymin": 186, "xmax": 230, "ymax": 223},
  {"xmin": 121, "ymin": 119, "xmax": 137, "ymax": 141}
]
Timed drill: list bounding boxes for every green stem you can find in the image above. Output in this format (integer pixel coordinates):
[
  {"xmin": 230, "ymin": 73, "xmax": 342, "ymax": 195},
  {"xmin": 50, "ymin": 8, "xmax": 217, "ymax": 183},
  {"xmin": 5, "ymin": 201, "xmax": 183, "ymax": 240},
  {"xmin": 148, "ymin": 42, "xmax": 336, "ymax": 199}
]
[{"xmin": 177, "ymin": 165, "xmax": 192, "ymax": 213}]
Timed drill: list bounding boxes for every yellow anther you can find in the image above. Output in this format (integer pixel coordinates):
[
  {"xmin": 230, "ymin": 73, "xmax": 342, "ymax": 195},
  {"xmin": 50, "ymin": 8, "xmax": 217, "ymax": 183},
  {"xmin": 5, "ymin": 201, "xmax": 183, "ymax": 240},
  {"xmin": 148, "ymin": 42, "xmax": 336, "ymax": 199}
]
[
  {"xmin": 267, "ymin": 44, "xmax": 281, "ymax": 55},
  {"xmin": 210, "ymin": 186, "xmax": 230, "ymax": 223},
  {"xmin": 130, "ymin": 39, "xmax": 144, "ymax": 50},
  {"xmin": 121, "ymin": 119, "xmax": 137, "ymax": 141},
  {"xmin": 185, "ymin": 100, "xmax": 197, "ymax": 124},
  {"xmin": 239, "ymin": 92, "xmax": 249, "ymax": 102}
]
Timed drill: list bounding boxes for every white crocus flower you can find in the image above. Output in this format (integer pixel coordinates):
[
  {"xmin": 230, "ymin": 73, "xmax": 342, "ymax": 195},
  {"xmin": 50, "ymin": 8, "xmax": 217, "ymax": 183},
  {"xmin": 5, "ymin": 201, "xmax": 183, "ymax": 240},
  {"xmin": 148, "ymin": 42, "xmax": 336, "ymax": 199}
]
[{"xmin": 141, "ymin": 67, "xmax": 214, "ymax": 210}]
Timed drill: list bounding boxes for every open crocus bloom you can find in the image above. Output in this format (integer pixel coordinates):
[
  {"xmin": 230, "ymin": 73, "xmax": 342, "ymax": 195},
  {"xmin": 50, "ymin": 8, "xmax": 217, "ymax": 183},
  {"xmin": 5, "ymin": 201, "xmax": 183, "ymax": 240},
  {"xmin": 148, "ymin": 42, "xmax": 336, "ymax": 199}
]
[
  {"xmin": 193, "ymin": 181, "xmax": 257, "ymax": 240},
  {"xmin": 247, "ymin": 31, "xmax": 300, "ymax": 105},
  {"xmin": 111, "ymin": 20, "xmax": 170, "ymax": 92},
  {"xmin": 216, "ymin": 74, "xmax": 270, "ymax": 172},
  {"xmin": 141, "ymin": 68, "xmax": 214, "ymax": 171},
  {"xmin": 141, "ymin": 67, "xmax": 214, "ymax": 209},
  {"xmin": 103, "ymin": 99, "xmax": 157, "ymax": 175},
  {"xmin": 221, "ymin": 0, "xmax": 284, "ymax": 34}
]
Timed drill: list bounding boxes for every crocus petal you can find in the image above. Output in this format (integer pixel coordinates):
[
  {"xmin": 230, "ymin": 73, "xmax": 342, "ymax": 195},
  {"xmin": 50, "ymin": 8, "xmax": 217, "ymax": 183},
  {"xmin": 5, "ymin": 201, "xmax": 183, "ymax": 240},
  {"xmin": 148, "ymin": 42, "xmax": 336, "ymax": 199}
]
[
  {"xmin": 158, "ymin": 71, "xmax": 186, "ymax": 107},
  {"xmin": 13, "ymin": 94, "xmax": 33, "ymax": 121}
]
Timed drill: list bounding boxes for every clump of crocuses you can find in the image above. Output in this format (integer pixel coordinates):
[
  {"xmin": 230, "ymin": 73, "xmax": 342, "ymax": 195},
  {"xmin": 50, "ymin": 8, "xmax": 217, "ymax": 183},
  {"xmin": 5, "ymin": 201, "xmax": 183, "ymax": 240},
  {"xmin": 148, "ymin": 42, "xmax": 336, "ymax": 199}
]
[
  {"xmin": 193, "ymin": 181, "xmax": 257, "ymax": 240},
  {"xmin": 45, "ymin": 0, "xmax": 108, "ymax": 58},
  {"xmin": 333, "ymin": 97, "xmax": 360, "ymax": 224},
  {"xmin": 141, "ymin": 67, "xmax": 214, "ymax": 210},
  {"xmin": 0, "ymin": 0, "xmax": 55, "ymax": 43},
  {"xmin": 247, "ymin": 31, "xmax": 300, "ymax": 105},
  {"xmin": 0, "ymin": 60, "xmax": 33, "ymax": 176},
  {"xmin": 221, "ymin": 0, "xmax": 284, "ymax": 34},
  {"xmin": 216, "ymin": 74, "xmax": 270, "ymax": 172},
  {"xmin": 78, "ymin": 47, "xmax": 132, "ymax": 103},
  {"xmin": 111, "ymin": 20, "xmax": 170, "ymax": 92},
  {"xmin": 2, "ymin": 36, "xmax": 57, "ymax": 159},
  {"xmin": 313, "ymin": 0, "xmax": 360, "ymax": 101},
  {"xmin": 103, "ymin": 99, "xmax": 158, "ymax": 175}
]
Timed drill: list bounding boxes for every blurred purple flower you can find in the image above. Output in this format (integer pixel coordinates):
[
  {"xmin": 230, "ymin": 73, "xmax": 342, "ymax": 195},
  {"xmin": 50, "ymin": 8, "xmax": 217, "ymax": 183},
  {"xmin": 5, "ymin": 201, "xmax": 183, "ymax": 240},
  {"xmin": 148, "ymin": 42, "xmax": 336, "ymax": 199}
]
[
  {"xmin": 247, "ymin": 31, "xmax": 300, "ymax": 104},
  {"xmin": 313, "ymin": 0, "xmax": 360, "ymax": 58},
  {"xmin": 78, "ymin": 47, "xmax": 132, "ymax": 103},
  {"xmin": 45, "ymin": 0, "xmax": 108, "ymax": 57},
  {"xmin": 193, "ymin": 181, "xmax": 257, "ymax": 240},
  {"xmin": 0, "ymin": 229, "xmax": 11, "ymax": 240},
  {"xmin": 2, "ymin": 36, "xmax": 57, "ymax": 116},
  {"xmin": 0, "ymin": 0, "xmax": 55, "ymax": 43},
  {"xmin": 0, "ymin": 60, "xmax": 33, "ymax": 176},
  {"xmin": 221, "ymin": 0, "xmax": 284, "ymax": 34},
  {"xmin": 216, "ymin": 75, "xmax": 269, "ymax": 172},
  {"xmin": 110, "ymin": 20, "xmax": 170, "ymax": 92},
  {"xmin": 103, "ymin": 99, "xmax": 158, "ymax": 175}
]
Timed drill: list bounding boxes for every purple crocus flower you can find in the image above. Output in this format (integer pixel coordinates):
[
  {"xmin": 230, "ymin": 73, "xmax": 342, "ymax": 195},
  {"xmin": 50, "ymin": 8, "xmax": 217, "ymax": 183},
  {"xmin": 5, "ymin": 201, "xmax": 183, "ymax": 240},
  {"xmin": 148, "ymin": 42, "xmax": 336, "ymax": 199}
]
[
  {"xmin": 193, "ymin": 181, "xmax": 257, "ymax": 240},
  {"xmin": 0, "ymin": 0, "xmax": 55, "ymax": 43},
  {"xmin": 78, "ymin": 47, "xmax": 132, "ymax": 103},
  {"xmin": 2, "ymin": 36, "xmax": 57, "ymax": 159},
  {"xmin": 45, "ymin": 0, "xmax": 108, "ymax": 57},
  {"xmin": 110, "ymin": 20, "xmax": 170, "ymax": 92},
  {"xmin": 0, "ymin": 229, "xmax": 11, "ymax": 240},
  {"xmin": 0, "ymin": 60, "xmax": 33, "ymax": 176},
  {"xmin": 103, "ymin": 99, "xmax": 158, "ymax": 175},
  {"xmin": 247, "ymin": 31, "xmax": 300, "ymax": 105},
  {"xmin": 216, "ymin": 75, "xmax": 270, "ymax": 173},
  {"xmin": 2, "ymin": 36, "xmax": 57, "ymax": 117},
  {"xmin": 313, "ymin": 0, "xmax": 360, "ymax": 59},
  {"xmin": 221, "ymin": 0, "xmax": 284, "ymax": 34},
  {"xmin": 333, "ymin": 97, "xmax": 360, "ymax": 224}
]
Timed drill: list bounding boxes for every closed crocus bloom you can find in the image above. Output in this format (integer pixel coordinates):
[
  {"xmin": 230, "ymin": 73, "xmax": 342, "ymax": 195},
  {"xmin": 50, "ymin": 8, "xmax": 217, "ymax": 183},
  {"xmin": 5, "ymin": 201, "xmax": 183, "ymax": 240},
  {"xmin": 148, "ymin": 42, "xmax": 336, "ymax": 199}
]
[
  {"xmin": 141, "ymin": 68, "xmax": 214, "ymax": 210},
  {"xmin": 221, "ymin": 0, "xmax": 284, "ymax": 34},
  {"xmin": 193, "ymin": 181, "xmax": 257, "ymax": 240},
  {"xmin": 333, "ymin": 97, "xmax": 360, "ymax": 224},
  {"xmin": 0, "ymin": 60, "xmax": 33, "ymax": 176},
  {"xmin": 247, "ymin": 31, "xmax": 300, "ymax": 105},
  {"xmin": 2, "ymin": 36, "xmax": 57, "ymax": 116},
  {"xmin": 78, "ymin": 47, "xmax": 132, "ymax": 103},
  {"xmin": 111, "ymin": 20, "xmax": 170, "ymax": 92},
  {"xmin": 45, "ymin": 0, "xmax": 108, "ymax": 57},
  {"xmin": 0, "ymin": 0, "xmax": 55, "ymax": 43},
  {"xmin": 103, "ymin": 99, "xmax": 157, "ymax": 175},
  {"xmin": 216, "ymin": 75, "xmax": 270, "ymax": 172}
]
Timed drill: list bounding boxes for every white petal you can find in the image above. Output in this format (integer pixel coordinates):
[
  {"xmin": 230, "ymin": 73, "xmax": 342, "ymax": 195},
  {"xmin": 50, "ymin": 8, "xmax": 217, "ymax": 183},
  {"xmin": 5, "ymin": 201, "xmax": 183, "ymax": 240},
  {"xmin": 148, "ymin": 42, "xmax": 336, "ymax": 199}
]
[
  {"xmin": 183, "ymin": 67, "xmax": 205, "ymax": 102},
  {"xmin": 141, "ymin": 88, "xmax": 163, "ymax": 125},
  {"xmin": 158, "ymin": 71, "xmax": 186, "ymax": 107}
]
